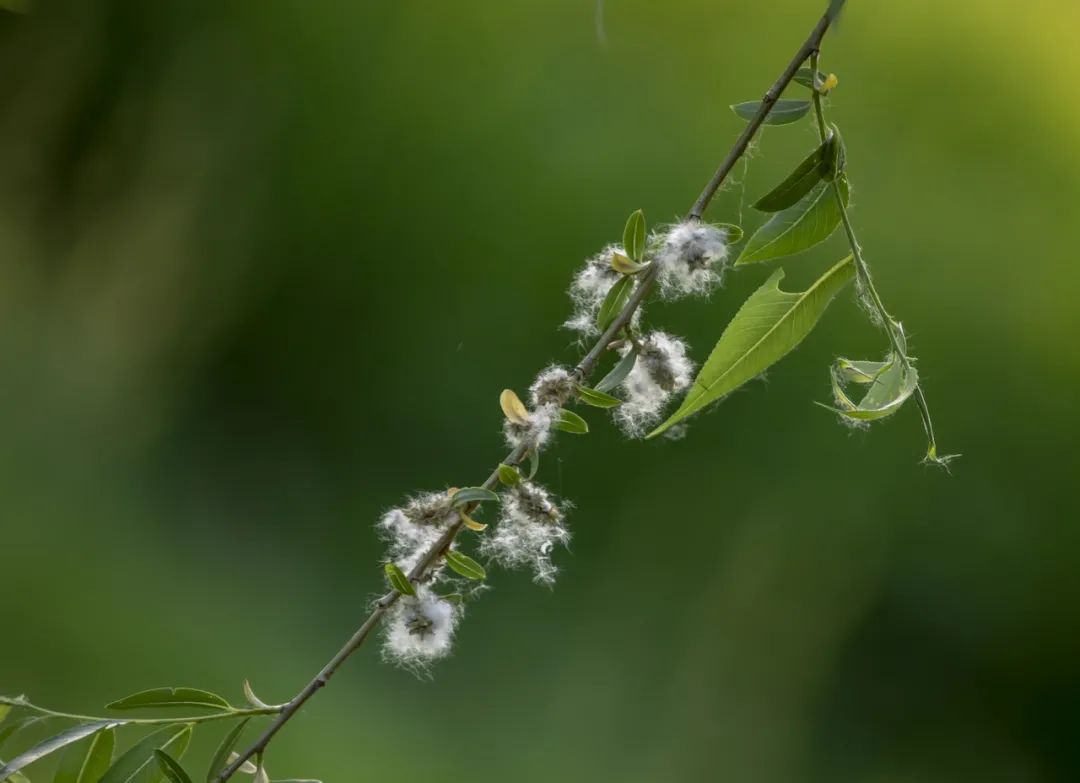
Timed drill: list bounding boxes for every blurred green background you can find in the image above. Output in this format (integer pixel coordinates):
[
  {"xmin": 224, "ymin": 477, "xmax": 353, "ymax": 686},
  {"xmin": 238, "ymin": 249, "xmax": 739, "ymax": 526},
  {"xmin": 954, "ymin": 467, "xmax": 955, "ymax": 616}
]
[{"xmin": 3, "ymin": 0, "xmax": 1079, "ymax": 781}]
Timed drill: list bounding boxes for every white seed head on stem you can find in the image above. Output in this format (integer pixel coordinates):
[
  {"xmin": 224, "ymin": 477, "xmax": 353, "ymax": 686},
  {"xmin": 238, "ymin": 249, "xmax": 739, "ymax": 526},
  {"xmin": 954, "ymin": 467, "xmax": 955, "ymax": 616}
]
[
  {"xmin": 614, "ymin": 331, "xmax": 694, "ymax": 438},
  {"xmin": 480, "ymin": 481, "xmax": 570, "ymax": 587},
  {"xmin": 382, "ymin": 586, "xmax": 462, "ymax": 671},
  {"xmin": 653, "ymin": 222, "xmax": 730, "ymax": 299}
]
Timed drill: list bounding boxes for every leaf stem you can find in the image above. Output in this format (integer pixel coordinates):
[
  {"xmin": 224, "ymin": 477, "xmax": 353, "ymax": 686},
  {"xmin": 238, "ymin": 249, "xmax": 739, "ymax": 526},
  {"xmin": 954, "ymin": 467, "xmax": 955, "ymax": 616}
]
[
  {"xmin": 215, "ymin": 6, "xmax": 846, "ymax": 780},
  {"xmin": 808, "ymin": 57, "xmax": 953, "ymax": 466}
]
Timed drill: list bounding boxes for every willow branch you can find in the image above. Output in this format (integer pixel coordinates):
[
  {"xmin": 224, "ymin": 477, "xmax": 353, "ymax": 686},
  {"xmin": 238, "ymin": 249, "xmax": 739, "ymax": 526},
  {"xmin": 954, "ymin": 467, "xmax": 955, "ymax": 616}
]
[{"xmin": 215, "ymin": 7, "xmax": 840, "ymax": 780}]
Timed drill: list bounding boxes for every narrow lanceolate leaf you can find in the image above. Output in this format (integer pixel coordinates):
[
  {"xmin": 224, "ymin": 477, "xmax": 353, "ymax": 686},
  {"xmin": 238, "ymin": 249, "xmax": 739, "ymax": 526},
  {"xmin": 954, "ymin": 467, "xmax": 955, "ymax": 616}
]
[
  {"xmin": 575, "ymin": 385, "xmax": 621, "ymax": 409},
  {"xmin": 526, "ymin": 447, "xmax": 540, "ymax": 480},
  {"xmin": 0, "ymin": 705, "xmax": 10, "ymax": 725},
  {"xmin": 153, "ymin": 751, "xmax": 193, "ymax": 783},
  {"xmin": 647, "ymin": 256, "xmax": 855, "ymax": 438},
  {"xmin": 610, "ymin": 252, "xmax": 648, "ymax": 275},
  {"xmin": 731, "ymin": 99, "xmax": 811, "ymax": 126},
  {"xmin": 828, "ymin": 354, "xmax": 919, "ymax": 421},
  {"xmin": 450, "ymin": 487, "xmax": 499, "ymax": 507},
  {"xmin": 622, "ymin": 209, "xmax": 647, "ymax": 262},
  {"xmin": 551, "ymin": 408, "xmax": 589, "ymax": 435},
  {"xmin": 596, "ymin": 275, "xmax": 634, "ymax": 331},
  {"xmin": 100, "ymin": 724, "xmax": 191, "ymax": 783},
  {"xmin": 499, "ymin": 389, "xmax": 529, "ymax": 426},
  {"xmin": 595, "ymin": 348, "xmax": 637, "ymax": 393},
  {"xmin": 107, "ymin": 688, "xmax": 230, "ymax": 713},
  {"xmin": 753, "ymin": 140, "xmax": 829, "ymax": 212},
  {"xmin": 205, "ymin": 719, "xmax": 248, "ymax": 783},
  {"xmin": 736, "ymin": 177, "xmax": 849, "ymax": 265},
  {"xmin": 383, "ymin": 563, "xmax": 415, "ymax": 596},
  {"xmin": 444, "ymin": 551, "xmax": 486, "ymax": 581},
  {"xmin": 54, "ymin": 726, "xmax": 116, "ymax": 783},
  {"xmin": 497, "ymin": 463, "xmax": 521, "ymax": 486},
  {"xmin": 0, "ymin": 721, "xmax": 121, "ymax": 779},
  {"xmin": 0, "ymin": 759, "xmax": 31, "ymax": 783}
]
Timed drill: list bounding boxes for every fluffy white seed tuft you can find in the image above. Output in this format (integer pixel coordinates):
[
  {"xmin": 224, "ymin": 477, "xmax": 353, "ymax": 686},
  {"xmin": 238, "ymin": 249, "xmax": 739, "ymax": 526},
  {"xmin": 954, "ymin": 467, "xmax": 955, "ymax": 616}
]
[
  {"xmin": 564, "ymin": 244, "xmax": 643, "ymax": 337},
  {"xmin": 382, "ymin": 586, "xmax": 461, "ymax": 670},
  {"xmin": 376, "ymin": 491, "xmax": 454, "ymax": 575},
  {"xmin": 613, "ymin": 331, "xmax": 694, "ymax": 438},
  {"xmin": 653, "ymin": 222, "xmax": 730, "ymax": 299},
  {"xmin": 529, "ymin": 365, "xmax": 577, "ymax": 408},
  {"xmin": 503, "ymin": 402, "xmax": 559, "ymax": 451},
  {"xmin": 480, "ymin": 481, "xmax": 570, "ymax": 586}
]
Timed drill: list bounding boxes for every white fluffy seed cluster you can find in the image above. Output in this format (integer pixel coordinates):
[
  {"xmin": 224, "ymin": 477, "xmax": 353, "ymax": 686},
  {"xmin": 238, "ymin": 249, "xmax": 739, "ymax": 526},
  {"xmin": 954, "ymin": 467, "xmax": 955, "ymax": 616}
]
[
  {"xmin": 377, "ymin": 491, "xmax": 465, "ymax": 668},
  {"xmin": 653, "ymin": 222, "xmax": 730, "ymax": 299},
  {"xmin": 480, "ymin": 480, "xmax": 569, "ymax": 586},
  {"xmin": 614, "ymin": 331, "xmax": 694, "ymax": 438},
  {"xmin": 564, "ymin": 244, "xmax": 642, "ymax": 338},
  {"xmin": 382, "ymin": 586, "xmax": 462, "ymax": 670}
]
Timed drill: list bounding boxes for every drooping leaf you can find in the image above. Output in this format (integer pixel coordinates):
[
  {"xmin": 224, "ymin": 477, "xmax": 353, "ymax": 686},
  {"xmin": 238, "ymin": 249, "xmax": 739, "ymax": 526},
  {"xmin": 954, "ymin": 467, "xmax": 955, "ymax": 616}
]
[
  {"xmin": 106, "ymin": 689, "xmax": 230, "ymax": 713},
  {"xmin": 596, "ymin": 276, "xmax": 634, "ymax": 332},
  {"xmin": 731, "ymin": 99, "xmax": 811, "ymax": 126},
  {"xmin": 610, "ymin": 252, "xmax": 648, "ymax": 275},
  {"xmin": 496, "ymin": 463, "xmax": 521, "ymax": 486},
  {"xmin": 827, "ymin": 354, "xmax": 919, "ymax": 421},
  {"xmin": 648, "ymin": 256, "xmax": 855, "ymax": 438},
  {"xmin": 594, "ymin": 348, "xmax": 637, "ymax": 393},
  {"xmin": 54, "ymin": 726, "xmax": 116, "ymax": 783},
  {"xmin": 444, "ymin": 551, "xmax": 486, "ymax": 581},
  {"xmin": 498, "ymin": 389, "xmax": 529, "ymax": 426},
  {"xmin": 753, "ymin": 141, "xmax": 830, "ymax": 212},
  {"xmin": 622, "ymin": 210, "xmax": 646, "ymax": 262},
  {"xmin": 100, "ymin": 724, "xmax": 191, "ymax": 783},
  {"xmin": 241, "ymin": 681, "xmax": 271, "ymax": 711},
  {"xmin": 205, "ymin": 719, "xmax": 248, "ymax": 783},
  {"xmin": 525, "ymin": 447, "xmax": 540, "ymax": 480},
  {"xmin": 736, "ymin": 177, "xmax": 849, "ymax": 265},
  {"xmin": 551, "ymin": 409, "xmax": 589, "ymax": 435},
  {"xmin": 450, "ymin": 487, "xmax": 499, "ymax": 507},
  {"xmin": 0, "ymin": 721, "xmax": 121, "ymax": 780},
  {"xmin": 575, "ymin": 385, "xmax": 621, "ymax": 409},
  {"xmin": 383, "ymin": 563, "xmax": 415, "ymax": 596},
  {"xmin": 153, "ymin": 751, "xmax": 192, "ymax": 783}
]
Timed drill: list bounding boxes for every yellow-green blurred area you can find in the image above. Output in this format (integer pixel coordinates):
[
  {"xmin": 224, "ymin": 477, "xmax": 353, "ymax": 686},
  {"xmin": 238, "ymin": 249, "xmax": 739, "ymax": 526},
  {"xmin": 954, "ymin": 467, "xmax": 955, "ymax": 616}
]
[{"xmin": 2, "ymin": 0, "xmax": 1079, "ymax": 780}]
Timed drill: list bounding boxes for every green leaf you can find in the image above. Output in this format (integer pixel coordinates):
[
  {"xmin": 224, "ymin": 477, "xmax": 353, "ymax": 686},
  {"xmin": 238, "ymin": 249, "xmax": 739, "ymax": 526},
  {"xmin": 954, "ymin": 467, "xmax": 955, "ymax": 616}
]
[
  {"xmin": 106, "ymin": 689, "xmax": 230, "ymax": 713},
  {"xmin": 153, "ymin": 751, "xmax": 192, "ymax": 783},
  {"xmin": 793, "ymin": 67, "xmax": 823, "ymax": 90},
  {"xmin": 827, "ymin": 354, "xmax": 919, "ymax": 421},
  {"xmin": 594, "ymin": 348, "xmax": 637, "ymax": 393},
  {"xmin": 736, "ymin": 177, "xmax": 849, "ymax": 265},
  {"xmin": 0, "ymin": 706, "xmax": 10, "ymax": 726},
  {"xmin": 496, "ymin": 463, "xmax": 521, "ymax": 486},
  {"xmin": 731, "ymin": 99, "xmax": 811, "ymax": 126},
  {"xmin": 450, "ymin": 487, "xmax": 499, "ymax": 507},
  {"xmin": 0, "ymin": 758, "xmax": 32, "ymax": 783},
  {"xmin": 575, "ymin": 385, "xmax": 621, "ymax": 409},
  {"xmin": 0, "ymin": 722, "xmax": 121, "ymax": 780},
  {"xmin": 444, "ymin": 551, "xmax": 486, "ymax": 581},
  {"xmin": 383, "ymin": 563, "xmax": 415, "ymax": 596},
  {"xmin": 551, "ymin": 408, "xmax": 589, "ymax": 435},
  {"xmin": 824, "ymin": 124, "xmax": 846, "ymax": 181},
  {"xmin": 100, "ymin": 725, "xmax": 191, "ymax": 783},
  {"xmin": 54, "ymin": 726, "xmax": 115, "ymax": 783},
  {"xmin": 753, "ymin": 141, "xmax": 829, "ymax": 213},
  {"xmin": 205, "ymin": 719, "xmax": 248, "ymax": 783},
  {"xmin": 596, "ymin": 276, "xmax": 633, "ymax": 332},
  {"xmin": 622, "ymin": 210, "xmax": 646, "ymax": 262},
  {"xmin": 647, "ymin": 256, "xmax": 855, "ymax": 438}
]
